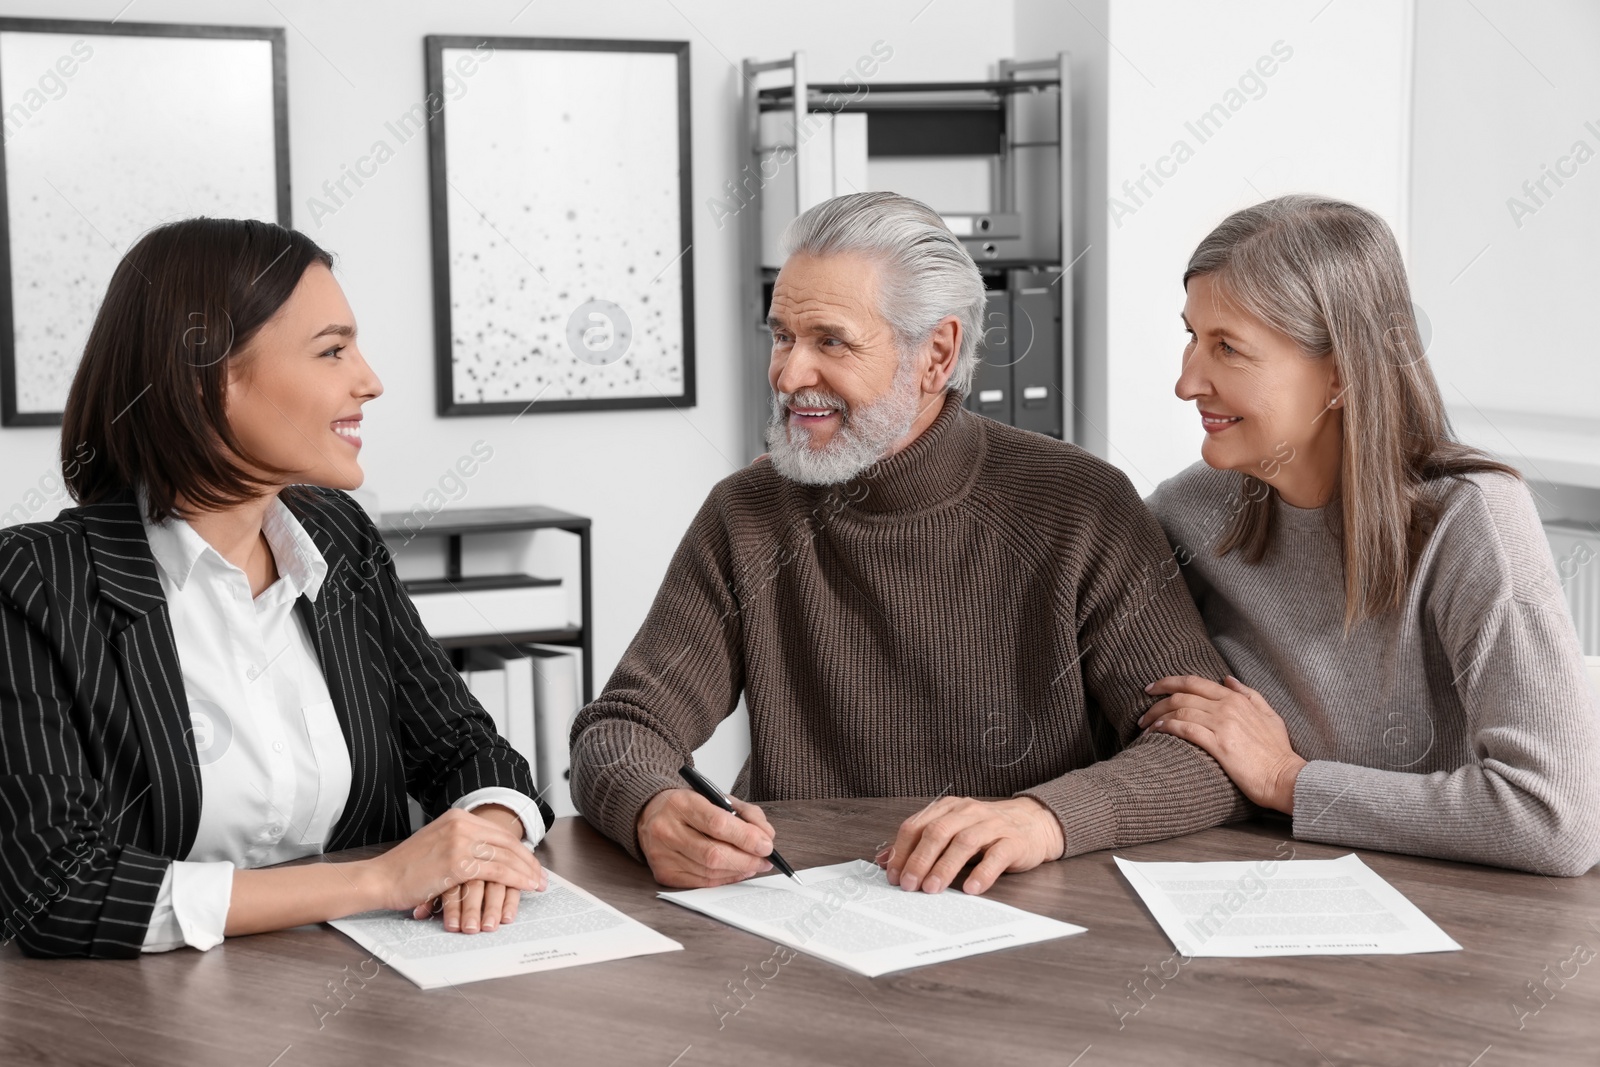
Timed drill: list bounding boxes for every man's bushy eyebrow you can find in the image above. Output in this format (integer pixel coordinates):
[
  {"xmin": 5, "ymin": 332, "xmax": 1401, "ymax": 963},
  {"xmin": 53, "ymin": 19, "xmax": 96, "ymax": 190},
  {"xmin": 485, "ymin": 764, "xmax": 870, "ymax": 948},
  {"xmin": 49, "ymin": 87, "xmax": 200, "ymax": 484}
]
[{"xmin": 767, "ymin": 314, "xmax": 856, "ymax": 339}]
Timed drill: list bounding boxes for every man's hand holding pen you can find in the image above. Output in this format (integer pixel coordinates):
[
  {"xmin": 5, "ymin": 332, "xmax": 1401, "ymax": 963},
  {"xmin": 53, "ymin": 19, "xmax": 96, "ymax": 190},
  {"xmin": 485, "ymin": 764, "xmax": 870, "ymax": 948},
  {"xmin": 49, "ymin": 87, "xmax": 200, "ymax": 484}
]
[{"xmin": 637, "ymin": 788, "xmax": 780, "ymax": 888}]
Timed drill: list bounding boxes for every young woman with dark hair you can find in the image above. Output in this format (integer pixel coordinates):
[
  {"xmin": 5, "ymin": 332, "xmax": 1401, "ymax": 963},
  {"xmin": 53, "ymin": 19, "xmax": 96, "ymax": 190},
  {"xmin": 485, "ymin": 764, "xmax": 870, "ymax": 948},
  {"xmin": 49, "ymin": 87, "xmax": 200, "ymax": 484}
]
[
  {"xmin": 0, "ymin": 217, "xmax": 549, "ymax": 959},
  {"xmin": 1142, "ymin": 195, "xmax": 1600, "ymax": 876}
]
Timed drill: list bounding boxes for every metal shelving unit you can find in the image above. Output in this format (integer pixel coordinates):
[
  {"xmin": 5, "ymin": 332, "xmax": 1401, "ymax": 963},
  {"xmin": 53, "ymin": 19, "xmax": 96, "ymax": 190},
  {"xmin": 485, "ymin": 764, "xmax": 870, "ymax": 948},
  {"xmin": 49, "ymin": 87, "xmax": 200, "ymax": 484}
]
[{"xmin": 375, "ymin": 504, "xmax": 594, "ymax": 704}]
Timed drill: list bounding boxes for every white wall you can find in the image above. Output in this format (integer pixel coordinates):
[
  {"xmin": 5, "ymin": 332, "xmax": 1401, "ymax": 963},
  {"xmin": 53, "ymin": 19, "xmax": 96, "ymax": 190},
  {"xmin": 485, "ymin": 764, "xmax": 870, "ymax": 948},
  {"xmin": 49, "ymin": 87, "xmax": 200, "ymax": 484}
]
[
  {"xmin": 1101, "ymin": 0, "xmax": 1413, "ymax": 494},
  {"xmin": 0, "ymin": 0, "xmax": 1015, "ymax": 786},
  {"xmin": 1410, "ymin": 0, "xmax": 1600, "ymax": 489}
]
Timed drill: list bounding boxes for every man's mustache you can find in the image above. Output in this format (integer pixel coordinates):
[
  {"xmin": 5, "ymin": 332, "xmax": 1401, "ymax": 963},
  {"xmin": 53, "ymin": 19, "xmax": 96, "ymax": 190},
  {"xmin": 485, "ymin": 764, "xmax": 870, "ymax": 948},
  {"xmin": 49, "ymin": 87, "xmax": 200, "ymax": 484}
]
[{"xmin": 777, "ymin": 390, "xmax": 850, "ymax": 417}]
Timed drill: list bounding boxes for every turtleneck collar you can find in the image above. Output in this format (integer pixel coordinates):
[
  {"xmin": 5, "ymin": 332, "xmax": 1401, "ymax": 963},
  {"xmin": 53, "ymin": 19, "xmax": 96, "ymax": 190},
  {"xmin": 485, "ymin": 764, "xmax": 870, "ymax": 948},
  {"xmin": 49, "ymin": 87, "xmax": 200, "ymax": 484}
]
[{"xmin": 835, "ymin": 392, "xmax": 985, "ymax": 516}]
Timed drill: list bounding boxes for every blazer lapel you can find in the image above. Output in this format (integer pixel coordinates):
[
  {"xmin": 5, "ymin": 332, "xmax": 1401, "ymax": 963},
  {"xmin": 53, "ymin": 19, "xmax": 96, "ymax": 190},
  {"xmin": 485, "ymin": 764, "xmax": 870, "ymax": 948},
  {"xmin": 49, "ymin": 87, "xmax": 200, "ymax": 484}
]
[
  {"xmin": 78, "ymin": 491, "xmax": 201, "ymax": 858},
  {"xmin": 291, "ymin": 498, "xmax": 388, "ymax": 850}
]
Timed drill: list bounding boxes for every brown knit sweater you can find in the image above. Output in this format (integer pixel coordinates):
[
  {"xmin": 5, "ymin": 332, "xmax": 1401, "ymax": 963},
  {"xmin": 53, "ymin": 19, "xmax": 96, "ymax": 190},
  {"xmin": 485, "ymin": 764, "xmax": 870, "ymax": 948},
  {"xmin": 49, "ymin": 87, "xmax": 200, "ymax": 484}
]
[{"xmin": 570, "ymin": 393, "xmax": 1251, "ymax": 861}]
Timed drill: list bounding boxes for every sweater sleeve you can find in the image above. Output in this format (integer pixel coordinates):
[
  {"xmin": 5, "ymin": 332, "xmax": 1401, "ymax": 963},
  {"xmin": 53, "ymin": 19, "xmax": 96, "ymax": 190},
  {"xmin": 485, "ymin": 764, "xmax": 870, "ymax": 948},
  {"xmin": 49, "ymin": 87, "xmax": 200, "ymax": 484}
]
[
  {"xmin": 569, "ymin": 492, "xmax": 746, "ymax": 860},
  {"xmin": 1291, "ymin": 481, "xmax": 1600, "ymax": 876},
  {"xmin": 1017, "ymin": 467, "xmax": 1253, "ymax": 856}
]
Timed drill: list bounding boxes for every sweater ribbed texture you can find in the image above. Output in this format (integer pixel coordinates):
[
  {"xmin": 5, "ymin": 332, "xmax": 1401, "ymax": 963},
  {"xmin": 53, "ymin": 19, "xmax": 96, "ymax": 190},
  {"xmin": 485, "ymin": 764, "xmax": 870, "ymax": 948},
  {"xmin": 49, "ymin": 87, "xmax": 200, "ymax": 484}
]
[
  {"xmin": 1148, "ymin": 462, "xmax": 1600, "ymax": 876},
  {"xmin": 571, "ymin": 395, "xmax": 1250, "ymax": 861}
]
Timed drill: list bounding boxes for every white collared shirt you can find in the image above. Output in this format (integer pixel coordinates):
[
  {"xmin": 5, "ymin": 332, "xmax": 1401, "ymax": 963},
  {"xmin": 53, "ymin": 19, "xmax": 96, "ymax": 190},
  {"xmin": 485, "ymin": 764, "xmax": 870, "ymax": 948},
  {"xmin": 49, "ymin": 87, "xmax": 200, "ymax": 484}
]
[{"xmin": 137, "ymin": 492, "xmax": 543, "ymax": 952}]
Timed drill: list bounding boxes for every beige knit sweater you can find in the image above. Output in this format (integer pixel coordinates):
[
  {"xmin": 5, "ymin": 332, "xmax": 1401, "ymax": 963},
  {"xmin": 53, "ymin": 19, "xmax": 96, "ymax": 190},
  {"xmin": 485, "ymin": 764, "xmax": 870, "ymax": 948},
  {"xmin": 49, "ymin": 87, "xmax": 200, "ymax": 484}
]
[
  {"xmin": 571, "ymin": 394, "xmax": 1251, "ymax": 861},
  {"xmin": 1149, "ymin": 461, "xmax": 1600, "ymax": 876}
]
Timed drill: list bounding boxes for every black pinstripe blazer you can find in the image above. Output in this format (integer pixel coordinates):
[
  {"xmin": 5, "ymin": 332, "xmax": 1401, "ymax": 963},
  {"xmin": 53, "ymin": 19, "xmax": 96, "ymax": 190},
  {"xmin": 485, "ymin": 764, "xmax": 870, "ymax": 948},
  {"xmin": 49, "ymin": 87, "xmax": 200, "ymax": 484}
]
[{"xmin": 0, "ymin": 485, "xmax": 550, "ymax": 958}]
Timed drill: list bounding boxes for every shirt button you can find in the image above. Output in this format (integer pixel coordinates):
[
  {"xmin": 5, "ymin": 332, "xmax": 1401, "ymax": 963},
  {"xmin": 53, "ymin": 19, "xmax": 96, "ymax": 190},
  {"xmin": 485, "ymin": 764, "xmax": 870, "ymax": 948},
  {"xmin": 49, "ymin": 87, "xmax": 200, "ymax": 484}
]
[
  {"xmin": 273, "ymin": 741, "xmax": 284, "ymax": 753},
  {"xmin": 246, "ymin": 666, "xmax": 259, "ymax": 680},
  {"xmin": 269, "ymin": 824, "xmax": 283, "ymax": 835}
]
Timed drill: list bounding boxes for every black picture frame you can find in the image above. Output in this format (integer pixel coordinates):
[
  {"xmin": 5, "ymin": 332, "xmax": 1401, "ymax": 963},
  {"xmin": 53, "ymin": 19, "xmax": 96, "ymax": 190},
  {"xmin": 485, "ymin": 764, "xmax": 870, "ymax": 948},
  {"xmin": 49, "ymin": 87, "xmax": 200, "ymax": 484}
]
[
  {"xmin": 424, "ymin": 35, "xmax": 696, "ymax": 417},
  {"xmin": 0, "ymin": 18, "xmax": 289, "ymax": 427}
]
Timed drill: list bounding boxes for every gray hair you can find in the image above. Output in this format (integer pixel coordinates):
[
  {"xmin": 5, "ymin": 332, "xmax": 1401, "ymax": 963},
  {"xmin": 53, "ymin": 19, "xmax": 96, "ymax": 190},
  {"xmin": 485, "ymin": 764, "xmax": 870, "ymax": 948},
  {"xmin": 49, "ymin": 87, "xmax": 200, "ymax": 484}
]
[
  {"xmin": 781, "ymin": 191, "xmax": 986, "ymax": 396},
  {"xmin": 1184, "ymin": 193, "xmax": 1516, "ymax": 627}
]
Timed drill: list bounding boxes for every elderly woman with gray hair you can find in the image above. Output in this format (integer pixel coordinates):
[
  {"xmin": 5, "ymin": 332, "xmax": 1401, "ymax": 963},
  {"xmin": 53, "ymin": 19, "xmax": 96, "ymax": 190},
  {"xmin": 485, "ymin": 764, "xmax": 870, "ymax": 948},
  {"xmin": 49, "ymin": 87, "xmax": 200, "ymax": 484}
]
[{"xmin": 1143, "ymin": 195, "xmax": 1600, "ymax": 876}]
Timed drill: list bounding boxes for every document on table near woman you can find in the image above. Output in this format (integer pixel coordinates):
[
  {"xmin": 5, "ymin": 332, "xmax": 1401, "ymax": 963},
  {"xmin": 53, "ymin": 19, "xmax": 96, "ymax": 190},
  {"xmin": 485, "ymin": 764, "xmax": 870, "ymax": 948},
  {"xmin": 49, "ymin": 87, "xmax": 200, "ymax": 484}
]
[
  {"xmin": 658, "ymin": 859, "xmax": 1087, "ymax": 978},
  {"xmin": 329, "ymin": 871, "xmax": 681, "ymax": 989},
  {"xmin": 1114, "ymin": 854, "xmax": 1462, "ymax": 957}
]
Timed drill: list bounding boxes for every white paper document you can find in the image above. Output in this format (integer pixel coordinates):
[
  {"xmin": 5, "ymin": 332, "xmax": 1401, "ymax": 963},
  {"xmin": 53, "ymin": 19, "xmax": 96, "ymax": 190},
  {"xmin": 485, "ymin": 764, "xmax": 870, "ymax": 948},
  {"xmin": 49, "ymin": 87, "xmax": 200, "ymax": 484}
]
[
  {"xmin": 658, "ymin": 860, "xmax": 1086, "ymax": 978},
  {"xmin": 1114, "ymin": 853, "xmax": 1462, "ymax": 957},
  {"xmin": 329, "ymin": 871, "xmax": 681, "ymax": 989}
]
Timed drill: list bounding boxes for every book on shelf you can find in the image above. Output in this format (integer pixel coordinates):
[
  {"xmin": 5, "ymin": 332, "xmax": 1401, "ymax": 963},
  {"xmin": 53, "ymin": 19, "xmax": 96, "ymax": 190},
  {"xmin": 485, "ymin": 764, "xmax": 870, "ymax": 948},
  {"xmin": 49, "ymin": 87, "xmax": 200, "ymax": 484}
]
[
  {"xmin": 527, "ymin": 644, "xmax": 582, "ymax": 819},
  {"xmin": 465, "ymin": 648, "xmax": 538, "ymax": 774},
  {"xmin": 404, "ymin": 573, "xmax": 568, "ymax": 639},
  {"xmin": 463, "ymin": 660, "xmax": 508, "ymax": 738}
]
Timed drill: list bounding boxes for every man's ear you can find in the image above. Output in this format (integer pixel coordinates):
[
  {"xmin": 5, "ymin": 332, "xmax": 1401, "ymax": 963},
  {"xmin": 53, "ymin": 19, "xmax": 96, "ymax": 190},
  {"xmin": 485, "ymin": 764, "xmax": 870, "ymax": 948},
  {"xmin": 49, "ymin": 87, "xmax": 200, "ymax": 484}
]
[{"xmin": 921, "ymin": 316, "xmax": 960, "ymax": 394}]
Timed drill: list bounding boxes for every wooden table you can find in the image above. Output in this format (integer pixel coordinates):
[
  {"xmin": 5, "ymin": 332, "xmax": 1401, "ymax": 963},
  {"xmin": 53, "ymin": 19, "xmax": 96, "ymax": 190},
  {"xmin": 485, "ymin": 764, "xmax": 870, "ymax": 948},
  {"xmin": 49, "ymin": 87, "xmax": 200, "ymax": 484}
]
[{"xmin": 2, "ymin": 798, "xmax": 1596, "ymax": 1066}]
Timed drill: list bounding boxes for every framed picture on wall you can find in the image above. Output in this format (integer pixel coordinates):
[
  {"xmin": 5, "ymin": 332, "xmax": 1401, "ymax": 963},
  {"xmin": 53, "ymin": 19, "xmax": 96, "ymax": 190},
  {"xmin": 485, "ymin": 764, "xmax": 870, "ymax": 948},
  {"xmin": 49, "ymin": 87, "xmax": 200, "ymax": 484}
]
[
  {"xmin": 425, "ymin": 35, "xmax": 695, "ymax": 416},
  {"xmin": 0, "ymin": 18, "xmax": 289, "ymax": 427}
]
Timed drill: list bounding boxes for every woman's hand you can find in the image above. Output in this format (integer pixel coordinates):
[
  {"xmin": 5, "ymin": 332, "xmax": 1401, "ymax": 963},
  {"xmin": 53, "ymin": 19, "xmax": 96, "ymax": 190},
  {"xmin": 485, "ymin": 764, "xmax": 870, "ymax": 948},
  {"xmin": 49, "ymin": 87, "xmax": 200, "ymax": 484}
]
[
  {"xmin": 419, "ymin": 804, "xmax": 544, "ymax": 933},
  {"xmin": 360, "ymin": 807, "xmax": 545, "ymax": 927},
  {"xmin": 1139, "ymin": 675, "xmax": 1307, "ymax": 813}
]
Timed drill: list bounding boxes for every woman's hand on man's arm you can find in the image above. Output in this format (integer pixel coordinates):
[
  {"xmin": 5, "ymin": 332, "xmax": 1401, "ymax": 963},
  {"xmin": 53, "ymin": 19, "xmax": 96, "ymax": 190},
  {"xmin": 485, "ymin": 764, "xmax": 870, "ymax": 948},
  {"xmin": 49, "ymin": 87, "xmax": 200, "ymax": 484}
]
[{"xmin": 1139, "ymin": 674, "xmax": 1307, "ymax": 813}]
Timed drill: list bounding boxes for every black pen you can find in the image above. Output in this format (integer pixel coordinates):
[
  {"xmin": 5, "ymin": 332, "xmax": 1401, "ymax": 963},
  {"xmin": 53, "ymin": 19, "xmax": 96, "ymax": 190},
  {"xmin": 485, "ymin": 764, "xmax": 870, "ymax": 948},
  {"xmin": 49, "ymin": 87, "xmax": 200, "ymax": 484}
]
[{"xmin": 678, "ymin": 764, "xmax": 803, "ymax": 883}]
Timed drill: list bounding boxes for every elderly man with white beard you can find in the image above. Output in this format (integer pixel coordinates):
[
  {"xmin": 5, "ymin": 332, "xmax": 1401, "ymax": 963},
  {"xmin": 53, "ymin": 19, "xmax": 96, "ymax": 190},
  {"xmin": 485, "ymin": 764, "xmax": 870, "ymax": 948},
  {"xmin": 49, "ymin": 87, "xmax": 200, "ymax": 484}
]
[{"xmin": 570, "ymin": 191, "xmax": 1249, "ymax": 895}]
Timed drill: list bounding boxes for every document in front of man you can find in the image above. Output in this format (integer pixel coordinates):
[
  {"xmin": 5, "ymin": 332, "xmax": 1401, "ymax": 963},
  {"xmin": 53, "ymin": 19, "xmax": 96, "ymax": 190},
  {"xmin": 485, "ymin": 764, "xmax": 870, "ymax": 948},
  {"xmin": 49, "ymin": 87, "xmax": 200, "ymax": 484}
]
[
  {"xmin": 658, "ymin": 859, "xmax": 1086, "ymax": 978},
  {"xmin": 1114, "ymin": 853, "xmax": 1462, "ymax": 957},
  {"xmin": 329, "ymin": 871, "xmax": 681, "ymax": 989}
]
